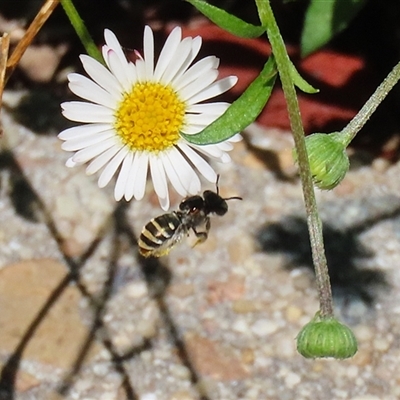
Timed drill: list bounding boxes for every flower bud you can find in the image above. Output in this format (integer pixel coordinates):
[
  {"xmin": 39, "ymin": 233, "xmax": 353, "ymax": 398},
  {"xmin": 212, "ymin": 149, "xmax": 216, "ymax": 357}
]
[
  {"xmin": 296, "ymin": 312, "xmax": 358, "ymax": 359},
  {"xmin": 304, "ymin": 132, "xmax": 349, "ymax": 190}
]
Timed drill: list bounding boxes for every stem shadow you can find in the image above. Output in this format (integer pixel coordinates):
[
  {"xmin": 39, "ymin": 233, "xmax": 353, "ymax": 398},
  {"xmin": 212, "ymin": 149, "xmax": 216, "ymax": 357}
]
[{"xmin": 256, "ymin": 200, "xmax": 400, "ymax": 323}]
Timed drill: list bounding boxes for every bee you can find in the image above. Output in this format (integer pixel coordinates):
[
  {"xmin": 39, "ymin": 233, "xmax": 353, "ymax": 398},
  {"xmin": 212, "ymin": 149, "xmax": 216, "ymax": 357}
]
[{"xmin": 138, "ymin": 178, "xmax": 242, "ymax": 258}]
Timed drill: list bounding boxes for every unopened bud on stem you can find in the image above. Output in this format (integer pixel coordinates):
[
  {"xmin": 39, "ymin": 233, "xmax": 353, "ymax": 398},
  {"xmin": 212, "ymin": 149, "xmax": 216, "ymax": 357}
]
[
  {"xmin": 297, "ymin": 312, "xmax": 358, "ymax": 359},
  {"xmin": 300, "ymin": 132, "xmax": 349, "ymax": 190}
]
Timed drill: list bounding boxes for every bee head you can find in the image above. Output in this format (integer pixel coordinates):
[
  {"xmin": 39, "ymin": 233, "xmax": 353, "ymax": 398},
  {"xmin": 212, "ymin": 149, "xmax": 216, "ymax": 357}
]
[
  {"xmin": 203, "ymin": 175, "xmax": 242, "ymax": 216},
  {"xmin": 203, "ymin": 190, "xmax": 242, "ymax": 216}
]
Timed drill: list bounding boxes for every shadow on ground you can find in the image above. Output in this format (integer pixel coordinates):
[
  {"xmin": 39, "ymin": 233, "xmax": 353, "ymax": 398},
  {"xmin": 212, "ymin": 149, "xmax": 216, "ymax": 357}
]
[
  {"xmin": 0, "ymin": 150, "xmax": 211, "ymax": 400},
  {"xmin": 256, "ymin": 210, "xmax": 399, "ymax": 324}
]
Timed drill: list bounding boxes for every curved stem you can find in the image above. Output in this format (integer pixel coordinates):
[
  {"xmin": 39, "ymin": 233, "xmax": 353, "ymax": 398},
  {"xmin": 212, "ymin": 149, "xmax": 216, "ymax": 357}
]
[
  {"xmin": 341, "ymin": 60, "xmax": 400, "ymax": 146},
  {"xmin": 255, "ymin": 0, "xmax": 333, "ymax": 317},
  {"xmin": 60, "ymin": 0, "xmax": 103, "ymax": 63}
]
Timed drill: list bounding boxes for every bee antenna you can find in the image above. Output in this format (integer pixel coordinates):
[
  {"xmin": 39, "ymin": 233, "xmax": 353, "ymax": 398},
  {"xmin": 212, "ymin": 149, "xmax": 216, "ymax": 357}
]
[
  {"xmin": 215, "ymin": 175, "xmax": 242, "ymax": 201},
  {"xmin": 224, "ymin": 196, "xmax": 243, "ymax": 201},
  {"xmin": 215, "ymin": 174, "xmax": 221, "ymax": 195}
]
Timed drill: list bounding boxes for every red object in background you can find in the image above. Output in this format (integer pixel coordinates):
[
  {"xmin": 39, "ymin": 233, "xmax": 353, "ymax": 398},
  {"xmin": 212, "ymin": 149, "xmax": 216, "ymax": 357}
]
[{"xmin": 180, "ymin": 22, "xmax": 378, "ymax": 135}]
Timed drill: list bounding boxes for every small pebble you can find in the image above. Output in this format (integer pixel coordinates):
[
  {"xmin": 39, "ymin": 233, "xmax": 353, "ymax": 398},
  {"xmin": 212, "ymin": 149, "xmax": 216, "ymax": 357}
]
[
  {"xmin": 241, "ymin": 348, "xmax": 255, "ymax": 365},
  {"xmin": 126, "ymin": 281, "xmax": 148, "ymax": 298},
  {"xmin": 346, "ymin": 365, "xmax": 359, "ymax": 379},
  {"xmin": 373, "ymin": 337, "xmax": 390, "ymax": 352},
  {"xmin": 244, "ymin": 386, "xmax": 260, "ymax": 399},
  {"xmin": 140, "ymin": 394, "xmax": 157, "ymax": 400},
  {"xmin": 92, "ymin": 363, "xmax": 109, "ymax": 377},
  {"xmin": 285, "ymin": 305, "xmax": 303, "ymax": 322},
  {"xmin": 169, "ymin": 390, "xmax": 196, "ymax": 400},
  {"xmin": 353, "ymin": 325, "xmax": 373, "ymax": 341},
  {"xmin": 232, "ymin": 318, "xmax": 250, "ymax": 334},
  {"xmin": 251, "ymin": 319, "xmax": 279, "ymax": 337},
  {"xmin": 170, "ymin": 364, "xmax": 191, "ymax": 380},
  {"xmin": 290, "ymin": 269, "xmax": 312, "ymax": 291},
  {"xmin": 284, "ymin": 371, "xmax": 301, "ymax": 388},
  {"xmin": 232, "ymin": 299, "xmax": 258, "ymax": 313}
]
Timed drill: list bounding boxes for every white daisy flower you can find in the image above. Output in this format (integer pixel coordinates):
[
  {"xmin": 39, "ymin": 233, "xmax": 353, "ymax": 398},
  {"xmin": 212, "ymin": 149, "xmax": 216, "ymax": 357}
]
[{"xmin": 59, "ymin": 26, "xmax": 241, "ymax": 210}]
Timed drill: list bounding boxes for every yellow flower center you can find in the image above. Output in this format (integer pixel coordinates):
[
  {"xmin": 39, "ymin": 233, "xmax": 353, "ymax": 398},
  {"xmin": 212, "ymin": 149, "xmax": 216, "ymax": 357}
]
[{"xmin": 114, "ymin": 82, "xmax": 186, "ymax": 152}]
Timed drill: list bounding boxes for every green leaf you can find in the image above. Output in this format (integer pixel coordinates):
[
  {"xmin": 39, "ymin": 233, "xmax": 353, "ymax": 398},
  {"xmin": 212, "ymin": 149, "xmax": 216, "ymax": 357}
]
[
  {"xmin": 186, "ymin": 0, "xmax": 265, "ymax": 38},
  {"xmin": 301, "ymin": 0, "xmax": 367, "ymax": 56},
  {"xmin": 288, "ymin": 60, "xmax": 319, "ymax": 93},
  {"xmin": 181, "ymin": 56, "xmax": 277, "ymax": 145}
]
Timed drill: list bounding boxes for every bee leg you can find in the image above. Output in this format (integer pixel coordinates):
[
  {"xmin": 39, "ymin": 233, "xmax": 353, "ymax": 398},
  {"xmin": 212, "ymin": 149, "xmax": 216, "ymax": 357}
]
[
  {"xmin": 192, "ymin": 229, "xmax": 208, "ymax": 246},
  {"xmin": 192, "ymin": 218, "xmax": 210, "ymax": 247}
]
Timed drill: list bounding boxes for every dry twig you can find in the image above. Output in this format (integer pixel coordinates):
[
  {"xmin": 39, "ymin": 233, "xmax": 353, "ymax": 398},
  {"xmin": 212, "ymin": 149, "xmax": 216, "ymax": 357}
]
[
  {"xmin": 5, "ymin": 0, "xmax": 60, "ymax": 83},
  {"xmin": 0, "ymin": 33, "xmax": 10, "ymax": 137}
]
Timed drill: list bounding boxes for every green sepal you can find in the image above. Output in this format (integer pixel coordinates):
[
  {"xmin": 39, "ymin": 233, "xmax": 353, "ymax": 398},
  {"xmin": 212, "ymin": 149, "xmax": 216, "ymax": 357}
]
[
  {"xmin": 186, "ymin": 0, "xmax": 265, "ymax": 38},
  {"xmin": 181, "ymin": 56, "xmax": 277, "ymax": 145}
]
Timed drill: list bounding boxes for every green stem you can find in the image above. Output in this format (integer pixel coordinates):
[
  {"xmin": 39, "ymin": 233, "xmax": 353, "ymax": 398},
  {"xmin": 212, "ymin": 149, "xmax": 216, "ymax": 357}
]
[
  {"xmin": 341, "ymin": 59, "xmax": 400, "ymax": 146},
  {"xmin": 60, "ymin": 0, "xmax": 103, "ymax": 63},
  {"xmin": 255, "ymin": 0, "xmax": 333, "ymax": 317}
]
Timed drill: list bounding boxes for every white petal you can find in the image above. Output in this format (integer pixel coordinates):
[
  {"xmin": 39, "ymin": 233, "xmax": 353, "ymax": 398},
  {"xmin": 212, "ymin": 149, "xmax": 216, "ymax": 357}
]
[
  {"xmin": 135, "ymin": 59, "xmax": 146, "ymax": 82},
  {"xmin": 66, "ymin": 157, "xmax": 77, "ymax": 168},
  {"xmin": 153, "ymin": 27, "xmax": 182, "ymax": 81},
  {"xmin": 191, "ymin": 36, "xmax": 202, "ymax": 59},
  {"xmin": 194, "ymin": 146, "xmax": 231, "ymax": 163},
  {"xmin": 149, "ymin": 154, "xmax": 168, "ymax": 200},
  {"xmin": 158, "ymin": 195, "xmax": 170, "ymax": 211},
  {"xmin": 159, "ymin": 152, "xmax": 187, "ymax": 197},
  {"xmin": 102, "ymin": 45, "xmax": 113, "ymax": 70},
  {"xmin": 189, "ymin": 176, "xmax": 201, "ymax": 194},
  {"xmin": 72, "ymin": 137, "xmax": 119, "ymax": 164},
  {"xmin": 174, "ymin": 56, "xmax": 219, "ymax": 92},
  {"xmin": 190, "ymin": 143, "xmax": 223, "ymax": 160},
  {"xmin": 126, "ymin": 62, "xmax": 138, "ymax": 85},
  {"xmin": 168, "ymin": 147, "xmax": 200, "ymax": 194},
  {"xmin": 150, "ymin": 154, "xmax": 169, "ymax": 211},
  {"xmin": 68, "ymin": 73, "xmax": 117, "ymax": 109},
  {"xmin": 181, "ymin": 123, "xmax": 206, "ymax": 135},
  {"xmin": 220, "ymin": 153, "xmax": 231, "ymax": 163},
  {"xmin": 143, "ymin": 25, "xmax": 154, "ymax": 79},
  {"xmin": 104, "ymin": 29, "xmax": 127, "ymax": 66},
  {"xmin": 177, "ymin": 142, "xmax": 217, "ymax": 183},
  {"xmin": 186, "ymin": 76, "xmax": 238, "ymax": 105},
  {"xmin": 133, "ymin": 152, "xmax": 149, "ymax": 200},
  {"xmin": 229, "ymin": 133, "xmax": 242, "ymax": 142},
  {"xmin": 179, "ymin": 69, "xmax": 218, "ymax": 101},
  {"xmin": 61, "ymin": 130, "xmax": 115, "ymax": 151},
  {"xmin": 171, "ymin": 36, "xmax": 202, "ymax": 86},
  {"xmin": 105, "ymin": 49, "xmax": 132, "ymax": 91},
  {"xmin": 114, "ymin": 151, "xmax": 134, "ymax": 201},
  {"xmin": 160, "ymin": 37, "xmax": 192, "ymax": 84},
  {"xmin": 215, "ymin": 141, "xmax": 234, "ymax": 151},
  {"xmin": 124, "ymin": 151, "xmax": 143, "ymax": 200},
  {"xmin": 80, "ymin": 55, "xmax": 123, "ymax": 100},
  {"xmin": 61, "ymin": 101, "xmax": 114, "ymax": 123},
  {"xmin": 58, "ymin": 123, "xmax": 111, "ymax": 140},
  {"xmin": 86, "ymin": 144, "xmax": 121, "ymax": 174},
  {"xmin": 184, "ymin": 113, "xmax": 219, "ymax": 127},
  {"xmin": 187, "ymin": 102, "xmax": 229, "ymax": 114},
  {"xmin": 98, "ymin": 146, "xmax": 129, "ymax": 188}
]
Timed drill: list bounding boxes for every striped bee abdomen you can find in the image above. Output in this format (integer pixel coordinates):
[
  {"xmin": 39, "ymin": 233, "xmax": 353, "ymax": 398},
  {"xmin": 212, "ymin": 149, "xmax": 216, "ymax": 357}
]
[{"xmin": 138, "ymin": 212, "xmax": 183, "ymax": 257}]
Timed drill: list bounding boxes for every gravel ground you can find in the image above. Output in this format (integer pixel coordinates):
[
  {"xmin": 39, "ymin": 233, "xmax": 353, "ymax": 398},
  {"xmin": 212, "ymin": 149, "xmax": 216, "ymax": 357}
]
[{"xmin": 1, "ymin": 96, "xmax": 400, "ymax": 400}]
